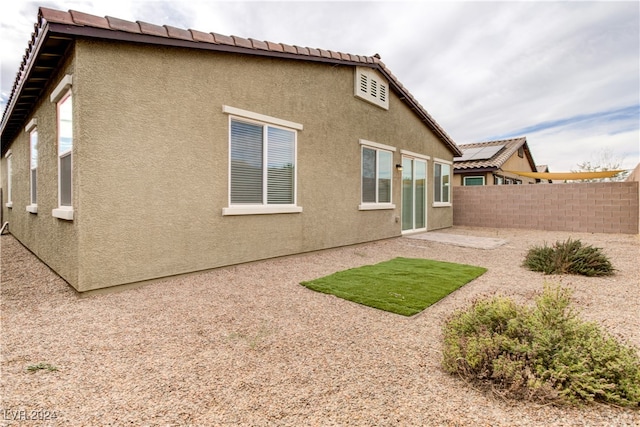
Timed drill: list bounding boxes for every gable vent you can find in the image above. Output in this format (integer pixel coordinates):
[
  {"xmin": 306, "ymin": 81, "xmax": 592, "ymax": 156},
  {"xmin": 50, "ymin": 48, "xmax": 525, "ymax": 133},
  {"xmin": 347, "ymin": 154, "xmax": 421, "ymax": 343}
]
[{"xmin": 354, "ymin": 67, "xmax": 389, "ymax": 110}]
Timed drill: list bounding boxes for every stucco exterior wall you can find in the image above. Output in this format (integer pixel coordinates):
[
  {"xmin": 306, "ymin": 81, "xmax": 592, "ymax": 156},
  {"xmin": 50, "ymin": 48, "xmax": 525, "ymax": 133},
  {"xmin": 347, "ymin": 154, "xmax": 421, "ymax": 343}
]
[
  {"xmin": 60, "ymin": 40, "xmax": 456, "ymax": 291},
  {"xmin": 0, "ymin": 54, "xmax": 79, "ymax": 286}
]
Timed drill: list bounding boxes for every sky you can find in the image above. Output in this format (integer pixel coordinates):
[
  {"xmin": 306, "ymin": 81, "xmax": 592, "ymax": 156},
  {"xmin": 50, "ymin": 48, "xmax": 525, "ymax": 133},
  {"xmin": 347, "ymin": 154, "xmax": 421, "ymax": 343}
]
[{"xmin": 1, "ymin": 1, "xmax": 638, "ymax": 172}]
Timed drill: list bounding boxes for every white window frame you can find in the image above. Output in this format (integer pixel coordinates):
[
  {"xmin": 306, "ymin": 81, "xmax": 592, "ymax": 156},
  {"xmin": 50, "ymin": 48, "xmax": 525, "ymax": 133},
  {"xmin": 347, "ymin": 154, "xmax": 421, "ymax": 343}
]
[
  {"xmin": 4, "ymin": 150, "xmax": 12, "ymax": 208},
  {"xmin": 222, "ymin": 106, "xmax": 303, "ymax": 216},
  {"xmin": 359, "ymin": 139, "xmax": 396, "ymax": 210},
  {"xmin": 51, "ymin": 74, "xmax": 74, "ymax": 221},
  {"xmin": 26, "ymin": 119, "xmax": 38, "ymax": 213},
  {"xmin": 433, "ymin": 158, "xmax": 452, "ymax": 207},
  {"xmin": 463, "ymin": 175, "xmax": 485, "ymax": 186}
]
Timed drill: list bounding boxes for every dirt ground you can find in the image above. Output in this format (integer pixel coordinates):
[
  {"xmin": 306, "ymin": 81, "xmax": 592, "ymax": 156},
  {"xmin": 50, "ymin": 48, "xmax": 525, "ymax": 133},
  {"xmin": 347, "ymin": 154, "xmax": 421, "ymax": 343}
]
[{"xmin": 1, "ymin": 227, "xmax": 639, "ymax": 426}]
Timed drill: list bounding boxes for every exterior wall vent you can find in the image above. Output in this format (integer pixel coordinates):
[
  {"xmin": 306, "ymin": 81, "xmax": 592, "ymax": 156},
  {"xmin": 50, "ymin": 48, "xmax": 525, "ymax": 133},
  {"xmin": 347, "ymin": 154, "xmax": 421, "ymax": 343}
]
[{"xmin": 354, "ymin": 67, "xmax": 389, "ymax": 110}]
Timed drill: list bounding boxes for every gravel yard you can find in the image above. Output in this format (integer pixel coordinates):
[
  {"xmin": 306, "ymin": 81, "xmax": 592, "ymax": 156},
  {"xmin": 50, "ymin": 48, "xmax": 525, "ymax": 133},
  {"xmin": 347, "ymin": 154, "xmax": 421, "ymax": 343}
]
[{"xmin": 1, "ymin": 227, "xmax": 639, "ymax": 426}]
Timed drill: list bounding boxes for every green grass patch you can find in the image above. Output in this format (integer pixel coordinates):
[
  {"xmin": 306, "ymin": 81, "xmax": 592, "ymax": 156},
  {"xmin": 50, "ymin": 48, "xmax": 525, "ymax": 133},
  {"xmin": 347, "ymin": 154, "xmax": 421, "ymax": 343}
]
[{"xmin": 300, "ymin": 257, "xmax": 486, "ymax": 316}]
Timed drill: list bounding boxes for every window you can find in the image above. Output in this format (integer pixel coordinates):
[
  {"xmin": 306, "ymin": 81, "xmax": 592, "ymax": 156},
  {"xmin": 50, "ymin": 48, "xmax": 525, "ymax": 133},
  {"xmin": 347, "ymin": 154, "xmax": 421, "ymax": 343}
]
[
  {"xmin": 354, "ymin": 67, "xmax": 389, "ymax": 110},
  {"xmin": 494, "ymin": 175, "xmax": 504, "ymax": 185},
  {"xmin": 518, "ymin": 147, "xmax": 524, "ymax": 158},
  {"xmin": 222, "ymin": 106, "xmax": 302, "ymax": 215},
  {"xmin": 4, "ymin": 150, "xmax": 12, "ymax": 208},
  {"xmin": 434, "ymin": 160, "xmax": 451, "ymax": 205},
  {"xmin": 58, "ymin": 95, "xmax": 73, "ymax": 204},
  {"xmin": 463, "ymin": 176, "xmax": 485, "ymax": 186},
  {"xmin": 24, "ymin": 119, "xmax": 38, "ymax": 213},
  {"xmin": 50, "ymin": 74, "xmax": 74, "ymax": 220},
  {"xmin": 359, "ymin": 140, "xmax": 395, "ymax": 210}
]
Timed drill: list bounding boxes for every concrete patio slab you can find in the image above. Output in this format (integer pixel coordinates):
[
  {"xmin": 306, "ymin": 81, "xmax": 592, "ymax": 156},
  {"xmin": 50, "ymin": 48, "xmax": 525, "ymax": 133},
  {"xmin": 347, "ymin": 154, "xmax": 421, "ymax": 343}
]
[{"xmin": 404, "ymin": 232, "xmax": 508, "ymax": 249}]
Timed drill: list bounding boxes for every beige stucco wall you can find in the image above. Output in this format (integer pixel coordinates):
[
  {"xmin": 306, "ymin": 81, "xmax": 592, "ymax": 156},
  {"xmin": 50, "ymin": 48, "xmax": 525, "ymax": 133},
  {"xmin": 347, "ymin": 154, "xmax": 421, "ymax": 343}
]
[
  {"xmin": 0, "ymin": 54, "xmax": 79, "ymax": 286},
  {"xmin": 4, "ymin": 39, "xmax": 456, "ymax": 291}
]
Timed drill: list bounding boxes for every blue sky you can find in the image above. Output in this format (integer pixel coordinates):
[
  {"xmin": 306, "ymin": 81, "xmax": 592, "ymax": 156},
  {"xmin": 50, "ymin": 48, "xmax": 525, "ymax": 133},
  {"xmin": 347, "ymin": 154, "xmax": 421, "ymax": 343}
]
[{"xmin": 1, "ymin": 1, "xmax": 638, "ymax": 171}]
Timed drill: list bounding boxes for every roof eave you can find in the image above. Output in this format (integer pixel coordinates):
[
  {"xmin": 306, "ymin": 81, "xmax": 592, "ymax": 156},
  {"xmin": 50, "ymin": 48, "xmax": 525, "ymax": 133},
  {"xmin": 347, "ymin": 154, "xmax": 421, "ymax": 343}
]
[
  {"xmin": 0, "ymin": 22, "xmax": 52, "ymax": 152},
  {"xmin": 2, "ymin": 8, "xmax": 463, "ymax": 158}
]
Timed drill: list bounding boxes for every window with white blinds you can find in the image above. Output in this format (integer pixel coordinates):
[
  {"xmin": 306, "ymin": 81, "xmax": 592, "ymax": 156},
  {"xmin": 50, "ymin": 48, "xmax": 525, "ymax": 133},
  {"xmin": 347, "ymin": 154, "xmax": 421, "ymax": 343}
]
[
  {"xmin": 50, "ymin": 74, "xmax": 74, "ymax": 220},
  {"xmin": 359, "ymin": 140, "xmax": 395, "ymax": 210},
  {"xmin": 229, "ymin": 118, "xmax": 296, "ymax": 208}
]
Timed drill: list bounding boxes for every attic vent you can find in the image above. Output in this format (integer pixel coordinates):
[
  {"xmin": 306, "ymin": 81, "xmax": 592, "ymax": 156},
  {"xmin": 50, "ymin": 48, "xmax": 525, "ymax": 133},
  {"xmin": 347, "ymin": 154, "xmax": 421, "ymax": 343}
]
[
  {"xmin": 360, "ymin": 74, "xmax": 368, "ymax": 93},
  {"xmin": 354, "ymin": 67, "xmax": 389, "ymax": 110}
]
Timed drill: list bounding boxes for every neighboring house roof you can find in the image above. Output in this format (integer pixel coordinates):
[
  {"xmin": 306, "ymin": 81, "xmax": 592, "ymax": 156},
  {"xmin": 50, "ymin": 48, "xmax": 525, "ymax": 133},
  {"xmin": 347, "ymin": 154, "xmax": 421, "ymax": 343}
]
[
  {"xmin": 0, "ymin": 7, "xmax": 462, "ymax": 157},
  {"xmin": 536, "ymin": 164, "xmax": 550, "ymax": 173},
  {"xmin": 453, "ymin": 137, "xmax": 536, "ymax": 173}
]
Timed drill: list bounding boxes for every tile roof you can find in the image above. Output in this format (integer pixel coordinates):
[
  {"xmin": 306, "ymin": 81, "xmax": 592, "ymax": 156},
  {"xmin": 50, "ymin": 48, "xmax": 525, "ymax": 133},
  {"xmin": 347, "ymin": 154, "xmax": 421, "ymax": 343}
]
[
  {"xmin": 1, "ymin": 7, "xmax": 461, "ymax": 156},
  {"xmin": 453, "ymin": 137, "xmax": 529, "ymax": 170}
]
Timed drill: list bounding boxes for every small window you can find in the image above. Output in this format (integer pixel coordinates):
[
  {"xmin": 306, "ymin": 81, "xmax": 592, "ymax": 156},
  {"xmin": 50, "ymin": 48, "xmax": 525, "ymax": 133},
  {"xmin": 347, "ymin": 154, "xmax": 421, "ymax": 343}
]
[
  {"xmin": 463, "ymin": 176, "xmax": 485, "ymax": 186},
  {"xmin": 359, "ymin": 140, "xmax": 396, "ymax": 210},
  {"xmin": 4, "ymin": 151, "xmax": 12, "ymax": 208},
  {"xmin": 434, "ymin": 161, "xmax": 451, "ymax": 205},
  {"xmin": 518, "ymin": 147, "xmax": 524, "ymax": 158},
  {"xmin": 51, "ymin": 75, "xmax": 74, "ymax": 220},
  {"xmin": 494, "ymin": 175, "xmax": 504, "ymax": 185},
  {"xmin": 222, "ymin": 106, "xmax": 302, "ymax": 216},
  {"xmin": 355, "ymin": 67, "xmax": 389, "ymax": 110},
  {"xmin": 25, "ymin": 119, "xmax": 38, "ymax": 213},
  {"xmin": 29, "ymin": 129, "xmax": 38, "ymax": 209},
  {"xmin": 58, "ymin": 93, "xmax": 73, "ymax": 206}
]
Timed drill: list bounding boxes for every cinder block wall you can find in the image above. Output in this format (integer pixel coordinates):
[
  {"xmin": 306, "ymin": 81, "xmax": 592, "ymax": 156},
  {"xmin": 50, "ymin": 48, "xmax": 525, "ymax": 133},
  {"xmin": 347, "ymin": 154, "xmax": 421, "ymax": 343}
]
[{"xmin": 453, "ymin": 182, "xmax": 639, "ymax": 234}]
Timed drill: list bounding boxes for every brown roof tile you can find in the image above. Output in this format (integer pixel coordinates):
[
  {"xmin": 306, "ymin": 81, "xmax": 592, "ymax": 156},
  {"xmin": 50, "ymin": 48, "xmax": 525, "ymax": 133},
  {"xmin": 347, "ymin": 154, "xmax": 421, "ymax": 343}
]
[
  {"xmin": 318, "ymin": 49, "xmax": 331, "ymax": 58},
  {"xmin": 231, "ymin": 35, "xmax": 252, "ymax": 49},
  {"xmin": 249, "ymin": 38, "xmax": 269, "ymax": 50},
  {"xmin": 266, "ymin": 41, "xmax": 284, "ymax": 52},
  {"xmin": 307, "ymin": 47, "xmax": 320, "ymax": 57},
  {"xmin": 106, "ymin": 16, "xmax": 141, "ymax": 34},
  {"xmin": 138, "ymin": 21, "xmax": 168, "ymax": 37},
  {"xmin": 329, "ymin": 50, "xmax": 342, "ymax": 60},
  {"xmin": 165, "ymin": 25, "xmax": 193, "ymax": 41},
  {"xmin": 70, "ymin": 10, "xmax": 110, "ymax": 29},
  {"xmin": 211, "ymin": 32, "xmax": 234, "ymax": 45},
  {"xmin": 40, "ymin": 8, "xmax": 75, "ymax": 25},
  {"xmin": 190, "ymin": 29, "xmax": 215, "ymax": 43},
  {"xmin": 281, "ymin": 43, "xmax": 297, "ymax": 54},
  {"xmin": 295, "ymin": 46, "xmax": 310, "ymax": 55}
]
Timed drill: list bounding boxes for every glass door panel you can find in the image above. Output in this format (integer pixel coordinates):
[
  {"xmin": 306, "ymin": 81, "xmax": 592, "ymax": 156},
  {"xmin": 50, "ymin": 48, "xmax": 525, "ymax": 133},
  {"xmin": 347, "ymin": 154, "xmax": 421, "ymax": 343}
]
[
  {"xmin": 401, "ymin": 157, "xmax": 427, "ymax": 232},
  {"xmin": 401, "ymin": 157, "xmax": 413, "ymax": 231}
]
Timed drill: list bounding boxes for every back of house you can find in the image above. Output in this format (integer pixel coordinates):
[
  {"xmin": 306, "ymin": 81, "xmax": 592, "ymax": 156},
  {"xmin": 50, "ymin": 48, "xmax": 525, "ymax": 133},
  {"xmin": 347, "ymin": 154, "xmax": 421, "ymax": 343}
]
[{"xmin": 0, "ymin": 8, "xmax": 462, "ymax": 292}]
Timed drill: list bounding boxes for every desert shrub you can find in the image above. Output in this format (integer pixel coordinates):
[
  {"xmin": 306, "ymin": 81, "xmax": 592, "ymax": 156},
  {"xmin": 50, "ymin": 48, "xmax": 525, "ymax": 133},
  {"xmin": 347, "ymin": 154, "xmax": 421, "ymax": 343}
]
[
  {"xmin": 442, "ymin": 285, "xmax": 640, "ymax": 406},
  {"xmin": 523, "ymin": 238, "xmax": 613, "ymax": 276}
]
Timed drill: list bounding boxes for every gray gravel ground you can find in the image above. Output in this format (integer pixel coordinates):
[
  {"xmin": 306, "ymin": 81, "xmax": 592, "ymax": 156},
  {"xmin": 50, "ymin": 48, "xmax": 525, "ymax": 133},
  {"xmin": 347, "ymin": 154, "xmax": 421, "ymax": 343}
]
[{"xmin": 1, "ymin": 227, "xmax": 639, "ymax": 426}]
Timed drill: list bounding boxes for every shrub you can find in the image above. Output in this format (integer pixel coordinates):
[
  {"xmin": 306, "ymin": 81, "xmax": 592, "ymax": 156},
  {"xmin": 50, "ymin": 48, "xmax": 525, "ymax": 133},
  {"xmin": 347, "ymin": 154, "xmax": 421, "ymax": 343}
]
[
  {"xmin": 442, "ymin": 285, "xmax": 640, "ymax": 406},
  {"xmin": 523, "ymin": 238, "xmax": 613, "ymax": 276}
]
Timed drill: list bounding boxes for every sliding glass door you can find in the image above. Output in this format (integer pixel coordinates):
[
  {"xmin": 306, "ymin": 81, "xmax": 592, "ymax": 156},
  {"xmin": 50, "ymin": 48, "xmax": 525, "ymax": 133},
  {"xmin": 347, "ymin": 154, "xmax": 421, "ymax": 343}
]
[{"xmin": 402, "ymin": 157, "xmax": 427, "ymax": 232}]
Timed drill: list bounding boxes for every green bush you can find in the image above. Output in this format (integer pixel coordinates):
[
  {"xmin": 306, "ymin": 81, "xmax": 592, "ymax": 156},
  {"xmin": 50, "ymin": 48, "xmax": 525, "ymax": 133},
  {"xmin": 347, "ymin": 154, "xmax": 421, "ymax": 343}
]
[
  {"xmin": 523, "ymin": 238, "xmax": 614, "ymax": 276},
  {"xmin": 442, "ymin": 285, "xmax": 640, "ymax": 406}
]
